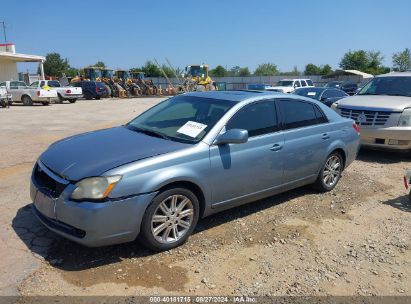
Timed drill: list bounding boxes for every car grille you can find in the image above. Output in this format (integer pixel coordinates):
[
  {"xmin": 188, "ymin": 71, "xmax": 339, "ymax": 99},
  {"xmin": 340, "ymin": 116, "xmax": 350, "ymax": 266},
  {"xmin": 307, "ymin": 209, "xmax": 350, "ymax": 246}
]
[
  {"xmin": 339, "ymin": 108, "xmax": 392, "ymax": 126},
  {"xmin": 33, "ymin": 163, "xmax": 67, "ymax": 197}
]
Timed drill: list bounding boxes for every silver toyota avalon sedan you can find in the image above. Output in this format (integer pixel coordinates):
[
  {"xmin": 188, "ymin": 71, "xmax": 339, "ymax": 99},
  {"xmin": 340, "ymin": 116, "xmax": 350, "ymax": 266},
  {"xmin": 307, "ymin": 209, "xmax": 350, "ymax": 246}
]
[{"xmin": 31, "ymin": 91, "xmax": 360, "ymax": 251}]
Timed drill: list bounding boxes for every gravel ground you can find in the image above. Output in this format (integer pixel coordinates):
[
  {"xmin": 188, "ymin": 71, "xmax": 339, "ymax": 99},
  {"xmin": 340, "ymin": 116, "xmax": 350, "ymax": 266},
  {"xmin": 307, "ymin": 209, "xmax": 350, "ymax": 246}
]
[{"xmin": 0, "ymin": 97, "xmax": 410, "ymax": 297}]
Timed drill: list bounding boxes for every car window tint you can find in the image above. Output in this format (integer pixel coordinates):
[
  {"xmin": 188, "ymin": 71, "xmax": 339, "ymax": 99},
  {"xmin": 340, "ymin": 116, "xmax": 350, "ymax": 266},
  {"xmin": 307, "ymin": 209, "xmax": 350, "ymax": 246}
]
[
  {"xmin": 278, "ymin": 99, "xmax": 319, "ymax": 129},
  {"xmin": 306, "ymin": 80, "xmax": 314, "ymax": 86},
  {"xmin": 301, "ymin": 80, "xmax": 307, "ymax": 87},
  {"xmin": 30, "ymin": 81, "xmax": 39, "ymax": 88},
  {"xmin": 313, "ymin": 105, "xmax": 328, "ymax": 124},
  {"xmin": 227, "ymin": 101, "xmax": 278, "ymax": 137},
  {"xmin": 294, "ymin": 81, "xmax": 301, "ymax": 88},
  {"xmin": 148, "ymin": 102, "xmax": 197, "ymax": 122}
]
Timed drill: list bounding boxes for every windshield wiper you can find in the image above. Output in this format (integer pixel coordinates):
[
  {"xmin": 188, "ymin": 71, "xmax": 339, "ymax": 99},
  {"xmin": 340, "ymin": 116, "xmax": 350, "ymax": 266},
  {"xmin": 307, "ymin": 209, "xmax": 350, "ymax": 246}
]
[{"xmin": 128, "ymin": 126, "xmax": 170, "ymax": 140}]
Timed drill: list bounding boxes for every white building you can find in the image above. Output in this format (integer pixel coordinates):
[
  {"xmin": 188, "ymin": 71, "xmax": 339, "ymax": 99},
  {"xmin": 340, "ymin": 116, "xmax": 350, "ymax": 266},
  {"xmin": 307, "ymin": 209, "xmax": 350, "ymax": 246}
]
[{"xmin": 0, "ymin": 43, "xmax": 45, "ymax": 82}]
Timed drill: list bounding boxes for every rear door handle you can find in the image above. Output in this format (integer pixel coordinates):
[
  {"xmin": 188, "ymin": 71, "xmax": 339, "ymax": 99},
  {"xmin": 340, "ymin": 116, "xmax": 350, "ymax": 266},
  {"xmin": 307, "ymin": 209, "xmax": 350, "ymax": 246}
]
[
  {"xmin": 270, "ymin": 144, "xmax": 282, "ymax": 151},
  {"xmin": 322, "ymin": 133, "xmax": 330, "ymax": 140}
]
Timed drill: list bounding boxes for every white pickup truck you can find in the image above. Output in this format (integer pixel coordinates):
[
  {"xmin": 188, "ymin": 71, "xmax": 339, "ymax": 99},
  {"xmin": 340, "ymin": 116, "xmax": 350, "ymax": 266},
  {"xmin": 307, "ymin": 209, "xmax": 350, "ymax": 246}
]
[
  {"xmin": 34, "ymin": 80, "xmax": 83, "ymax": 103},
  {"xmin": 0, "ymin": 80, "xmax": 57, "ymax": 106}
]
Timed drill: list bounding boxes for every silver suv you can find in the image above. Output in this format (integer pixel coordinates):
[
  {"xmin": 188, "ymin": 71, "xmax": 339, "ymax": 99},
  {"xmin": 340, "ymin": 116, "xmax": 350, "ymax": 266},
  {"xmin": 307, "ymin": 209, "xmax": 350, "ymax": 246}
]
[{"xmin": 333, "ymin": 72, "xmax": 411, "ymax": 151}]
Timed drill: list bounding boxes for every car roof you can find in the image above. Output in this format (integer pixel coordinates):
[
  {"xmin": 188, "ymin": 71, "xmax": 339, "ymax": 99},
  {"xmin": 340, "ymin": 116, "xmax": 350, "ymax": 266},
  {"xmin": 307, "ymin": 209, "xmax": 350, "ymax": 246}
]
[
  {"xmin": 377, "ymin": 71, "xmax": 411, "ymax": 77},
  {"xmin": 183, "ymin": 90, "xmax": 289, "ymax": 102}
]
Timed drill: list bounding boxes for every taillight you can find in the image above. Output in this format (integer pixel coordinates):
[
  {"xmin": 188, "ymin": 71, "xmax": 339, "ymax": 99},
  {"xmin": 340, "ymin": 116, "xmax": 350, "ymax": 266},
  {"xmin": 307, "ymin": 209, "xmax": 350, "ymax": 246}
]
[
  {"xmin": 352, "ymin": 123, "xmax": 360, "ymax": 134},
  {"xmin": 66, "ymin": 89, "xmax": 71, "ymax": 94},
  {"xmin": 404, "ymin": 176, "xmax": 409, "ymax": 190},
  {"xmin": 95, "ymin": 86, "xmax": 99, "ymax": 93},
  {"xmin": 37, "ymin": 91, "xmax": 40, "ymax": 96}
]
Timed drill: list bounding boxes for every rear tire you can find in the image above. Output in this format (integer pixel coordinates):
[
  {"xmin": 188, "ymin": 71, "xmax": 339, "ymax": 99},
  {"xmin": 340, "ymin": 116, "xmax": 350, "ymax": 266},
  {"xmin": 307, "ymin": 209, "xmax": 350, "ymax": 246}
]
[
  {"xmin": 41, "ymin": 101, "xmax": 50, "ymax": 106},
  {"xmin": 313, "ymin": 152, "xmax": 343, "ymax": 192},
  {"xmin": 139, "ymin": 188, "xmax": 199, "ymax": 251},
  {"xmin": 69, "ymin": 99, "xmax": 77, "ymax": 103},
  {"xmin": 85, "ymin": 93, "xmax": 92, "ymax": 100},
  {"xmin": 22, "ymin": 95, "xmax": 33, "ymax": 106},
  {"xmin": 0, "ymin": 100, "xmax": 6, "ymax": 108},
  {"xmin": 95, "ymin": 96, "xmax": 101, "ymax": 100},
  {"xmin": 56, "ymin": 94, "xmax": 64, "ymax": 104}
]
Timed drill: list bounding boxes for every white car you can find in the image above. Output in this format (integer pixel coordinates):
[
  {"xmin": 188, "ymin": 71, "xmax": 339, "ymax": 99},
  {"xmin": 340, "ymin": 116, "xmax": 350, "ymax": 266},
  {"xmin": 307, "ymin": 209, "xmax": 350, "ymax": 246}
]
[
  {"xmin": 33, "ymin": 80, "xmax": 83, "ymax": 103},
  {"xmin": 0, "ymin": 80, "xmax": 57, "ymax": 106},
  {"xmin": 0, "ymin": 87, "xmax": 11, "ymax": 107},
  {"xmin": 267, "ymin": 79, "xmax": 315, "ymax": 93},
  {"xmin": 332, "ymin": 72, "xmax": 411, "ymax": 151}
]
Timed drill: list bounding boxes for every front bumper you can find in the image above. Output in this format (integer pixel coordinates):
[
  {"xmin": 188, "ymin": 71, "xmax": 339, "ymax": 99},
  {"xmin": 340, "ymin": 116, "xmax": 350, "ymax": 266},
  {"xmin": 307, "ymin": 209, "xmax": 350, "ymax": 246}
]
[
  {"xmin": 360, "ymin": 126, "xmax": 411, "ymax": 150},
  {"xmin": 30, "ymin": 177, "xmax": 157, "ymax": 247}
]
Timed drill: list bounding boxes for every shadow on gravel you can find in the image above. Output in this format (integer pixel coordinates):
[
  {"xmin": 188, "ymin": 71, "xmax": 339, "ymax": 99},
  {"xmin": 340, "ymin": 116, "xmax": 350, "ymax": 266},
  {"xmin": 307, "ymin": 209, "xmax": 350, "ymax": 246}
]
[
  {"xmin": 13, "ymin": 186, "xmax": 315, "ymax": 272},
  {"xmin": 383, "ymin": 194, "xmax": 411, "ymax": 213},
  {"xmin": 357, "ymin": 148, "xmax": 411, "ymax": 164}
]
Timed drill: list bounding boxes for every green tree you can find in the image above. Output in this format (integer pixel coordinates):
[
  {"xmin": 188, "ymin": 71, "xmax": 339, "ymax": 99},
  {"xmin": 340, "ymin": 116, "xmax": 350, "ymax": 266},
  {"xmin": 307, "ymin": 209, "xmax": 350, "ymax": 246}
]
[
  {"xmin": 64, "ymin": 67, "xmax": 79, "ymax": 77},
  {"xmin": 304, "ymin": 64, "xmax": 320, "ymax": 75},
  {"xmin": 209, "ymin": 65, "xmax": 228, "ymax": 77},
  {"xmin": 43, "ymin": 53, "xmax": 70, "ymax": 77},
  {"xmin": 320, "ymin": 64, "xmax": 333, "ymax": 75},
  {"xmin": 253, "ymin": 63, "xmax": 279, "ymax": 76},
  {"xmin": 238, "ymin": 67, "xmax": 251, "ymax": 77},
  {"xmin": 94, "ymin": 61, "xmax": 106, "ymax": 68},
  {"xmin": 392, "ymin": 48, "xmax": 411, "ymax": 72},
  {"xmin": 228, "ymin": 66, "xmax": 241, "ymax": 76},
  {"xmin": 339, "ymin": 50, "xmax": 389, "ymax": 75},
  {"xmin": 140, "ymin": 61, "xmax": 162, "ymax": 77}
]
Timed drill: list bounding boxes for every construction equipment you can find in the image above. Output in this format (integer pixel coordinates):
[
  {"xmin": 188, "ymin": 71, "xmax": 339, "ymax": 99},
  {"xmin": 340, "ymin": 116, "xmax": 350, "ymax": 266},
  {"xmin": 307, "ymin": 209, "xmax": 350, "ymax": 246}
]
[{"xmin": 183, "ymin": 64, "xmax": 215, "ymax": 91}]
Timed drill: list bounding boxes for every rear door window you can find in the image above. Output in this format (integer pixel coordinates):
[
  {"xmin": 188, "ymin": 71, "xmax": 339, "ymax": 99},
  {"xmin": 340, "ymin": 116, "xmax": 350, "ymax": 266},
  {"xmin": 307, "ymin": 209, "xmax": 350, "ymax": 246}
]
[
  {"xmin": 294, "ymin": 80, "xmax": 301, "ymax": 88},
  {"xmin": 306, "ymin": 80, "xmax": 314, "ymax": 86},
  {"xmin": 300, "ymin": 80, "xmax": 307, "ymax": 87},
  {"xmin": 278, "ymin": 99, "xmax": 322, "ymax": 129}
]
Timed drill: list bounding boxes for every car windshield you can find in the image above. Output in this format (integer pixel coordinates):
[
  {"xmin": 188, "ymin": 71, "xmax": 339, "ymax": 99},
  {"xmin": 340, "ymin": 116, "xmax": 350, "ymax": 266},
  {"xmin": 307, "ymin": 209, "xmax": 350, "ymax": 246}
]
[
  {"xmin": 276, "ymin": 80, "xmax": 293, "ymax": 87},
  {"xmin": 47, "ymin": 81, "xmax": 61, "ymax": 87},
  {"xmin": 325, "ymin": 82, "xmax": 341, "ymax": 88},
  {"xmin": 187, "ymin": 66, "xmax": 206, "ymax": 78},
  {"xmin": 127, "ymin": 95, "xmax": 236, "ymax": 144},
  {"xmin": 294, "ymin": 88, "xmax": 323, "ymax": 99},
  {"xmin": 358, "ymin": 76, "xmax": 411, "ymax": 97}
]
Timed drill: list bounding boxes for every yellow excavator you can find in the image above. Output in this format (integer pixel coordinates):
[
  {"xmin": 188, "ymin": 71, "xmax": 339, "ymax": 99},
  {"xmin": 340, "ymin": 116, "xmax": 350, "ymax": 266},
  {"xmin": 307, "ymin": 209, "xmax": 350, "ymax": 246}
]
[{"xmin": 183, "ymin": 64, "xmax": 215, "ymax": 91}]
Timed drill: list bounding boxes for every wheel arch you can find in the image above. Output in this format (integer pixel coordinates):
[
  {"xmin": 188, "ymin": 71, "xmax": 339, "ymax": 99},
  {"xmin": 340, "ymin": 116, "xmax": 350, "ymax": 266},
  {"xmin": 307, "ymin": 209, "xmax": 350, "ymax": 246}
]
[{"xmin": 156, "ymin": 180, "xmax": 206, "ymax": 218}]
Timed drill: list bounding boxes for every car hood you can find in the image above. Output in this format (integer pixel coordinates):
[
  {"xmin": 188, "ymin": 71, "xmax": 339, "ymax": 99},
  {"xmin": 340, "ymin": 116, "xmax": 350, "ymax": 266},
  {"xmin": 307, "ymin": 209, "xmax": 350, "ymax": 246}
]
[
  {"xmin": 336, "ymin": 95, "xmax": 411, "ymax": 112},
  {"xmin": 40, "ymin": 126, "xmax": 189, "ymax": 181}
]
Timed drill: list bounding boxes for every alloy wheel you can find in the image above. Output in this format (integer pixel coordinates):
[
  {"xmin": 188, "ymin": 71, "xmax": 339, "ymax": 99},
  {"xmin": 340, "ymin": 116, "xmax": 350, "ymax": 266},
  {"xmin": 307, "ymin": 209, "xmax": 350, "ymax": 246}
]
[
  {"xmin": 150, "ymin": 194, "xmax": 194, "ymax": 244},
  {"xmin": 323, "ymin": 155, "xmax": 341, "ymax": 187}
]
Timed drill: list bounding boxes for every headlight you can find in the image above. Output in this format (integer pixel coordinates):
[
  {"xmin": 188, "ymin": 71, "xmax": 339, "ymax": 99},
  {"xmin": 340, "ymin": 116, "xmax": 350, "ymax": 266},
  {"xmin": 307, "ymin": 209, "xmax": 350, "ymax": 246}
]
[
  {"xmin": 398, "ymin": 108, "xmax": 411, "ymax": 127},
  {"xmin": 70, "ymin": 175, "xmax": 122, "ymax": 201}
]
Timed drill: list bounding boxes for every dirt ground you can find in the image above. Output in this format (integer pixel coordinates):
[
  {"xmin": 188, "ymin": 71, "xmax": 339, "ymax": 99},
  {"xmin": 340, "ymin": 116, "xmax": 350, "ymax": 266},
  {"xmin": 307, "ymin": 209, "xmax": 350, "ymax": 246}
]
[{"xmin": 0, "ymin": 98, "xmax": 410, "ymax": 297}]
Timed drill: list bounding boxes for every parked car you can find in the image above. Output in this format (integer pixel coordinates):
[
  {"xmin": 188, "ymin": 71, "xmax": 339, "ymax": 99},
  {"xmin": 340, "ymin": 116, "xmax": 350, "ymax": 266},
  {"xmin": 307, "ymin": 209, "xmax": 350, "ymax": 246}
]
[
  {"xmin": 32, "ymin": 80, "xmax": 83, "ymax": 103},
  {"xmin": 325, "ymin": 81, "xmax": 358, "ymax": 95},
  {"xmin": 267, "ymin": 79, "xmax": 315, "ymax": 93},
  {"xmin": 0, "ymin": 81, "xmax": 57, "ymax": 106},
  {"xmin": 31, "ymin": 91, "xmax": 360, "ymax": 250},
  {"xmin": 71, "ymin": 81, "xmax": 106, "ymax": 100},
  {"xmin": 332, "ymin": 72, "xmax": 411, "ymax": 151},
  {"xmin": 293, "ymin": 87, "xmax": 348, "ymax": 107}
]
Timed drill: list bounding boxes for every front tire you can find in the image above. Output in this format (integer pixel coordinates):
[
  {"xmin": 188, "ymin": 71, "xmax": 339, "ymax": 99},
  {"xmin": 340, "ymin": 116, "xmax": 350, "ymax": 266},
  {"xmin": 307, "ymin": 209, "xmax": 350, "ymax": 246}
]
[
  {"xmin": 69, "ymin": 99, "xmax": 77, "ymax": 103},
  {"xmin": 313, "ymin": 152, "xmax": 343, "ymax": 192},
  {"xmin": 139, "ymin": 188, "xmax": 199, "ymax": 251}
]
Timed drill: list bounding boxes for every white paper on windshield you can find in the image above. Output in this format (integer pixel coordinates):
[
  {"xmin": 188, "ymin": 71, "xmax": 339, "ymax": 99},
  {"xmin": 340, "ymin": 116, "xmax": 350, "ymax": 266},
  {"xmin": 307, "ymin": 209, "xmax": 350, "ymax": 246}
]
[
  {"xmin": 307, "ymin": 92, "xmax": 316, "ymax": 96},
  {"xmin": 177, "ymin": 121, "xmax": 207, "ymax": 138}
]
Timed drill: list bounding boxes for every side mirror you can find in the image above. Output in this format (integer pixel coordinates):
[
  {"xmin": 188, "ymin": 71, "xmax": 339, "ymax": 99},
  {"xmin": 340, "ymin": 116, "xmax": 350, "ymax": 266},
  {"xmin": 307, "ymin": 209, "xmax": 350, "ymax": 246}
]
[{"xmin": 214, "ymin": 129, "xmax": 248, "ymax": 145}]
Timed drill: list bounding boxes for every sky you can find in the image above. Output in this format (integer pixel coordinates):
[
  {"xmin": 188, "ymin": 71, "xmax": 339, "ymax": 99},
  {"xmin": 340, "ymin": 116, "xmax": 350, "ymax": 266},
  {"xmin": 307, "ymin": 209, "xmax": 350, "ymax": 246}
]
[{"xmin": 1, "ymin": 0, "xmax": 410, "ymax": 73}]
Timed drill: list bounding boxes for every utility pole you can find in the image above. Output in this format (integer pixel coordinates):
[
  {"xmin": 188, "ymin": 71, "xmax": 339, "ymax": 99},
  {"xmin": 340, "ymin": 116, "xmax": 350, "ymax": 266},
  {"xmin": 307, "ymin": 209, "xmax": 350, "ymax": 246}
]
[{"xmin": 1, "ymin": 21, "xmax": 8, "ymax": 51}]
